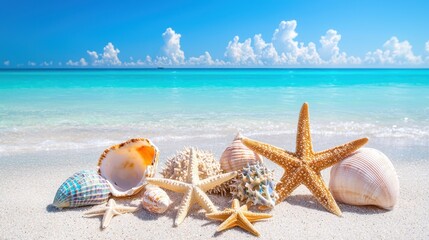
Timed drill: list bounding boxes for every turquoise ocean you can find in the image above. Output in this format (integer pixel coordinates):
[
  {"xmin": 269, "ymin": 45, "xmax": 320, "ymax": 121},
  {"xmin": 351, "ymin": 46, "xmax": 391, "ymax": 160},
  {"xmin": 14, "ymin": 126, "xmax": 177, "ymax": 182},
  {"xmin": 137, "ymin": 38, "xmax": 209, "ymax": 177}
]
[{"xmin": 0, "ymin": 69, "xmax": 428, "ymax": 157}]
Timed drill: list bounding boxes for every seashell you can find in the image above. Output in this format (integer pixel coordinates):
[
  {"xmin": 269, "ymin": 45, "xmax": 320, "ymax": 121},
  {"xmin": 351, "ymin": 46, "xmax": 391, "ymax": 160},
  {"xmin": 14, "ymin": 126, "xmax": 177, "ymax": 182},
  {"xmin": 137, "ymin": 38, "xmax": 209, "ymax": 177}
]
[
  {"xmin": 220, "ymin": 133, "xmax": 263, "ymax": 172},
  {"xmin": 141, "ymin": 184, "xmax": 172, "ymax": 214},
  {"xmin": 53, "ymin": 170, "xmax": 111, "ymax": 208},
  {"xmin": 162, "ymin": 147, "xmax": 231, "ymax": 196},
  {"xmin": 98, "ymin": 138, "xmax": 159, "ymax": 197},
  {"xmin": 329, "ymin": 148, "xmax": 399, "ymax": 210},
  {"xmin": 230, "ymin": 162, "xmax": 278, "ymax": 208}
]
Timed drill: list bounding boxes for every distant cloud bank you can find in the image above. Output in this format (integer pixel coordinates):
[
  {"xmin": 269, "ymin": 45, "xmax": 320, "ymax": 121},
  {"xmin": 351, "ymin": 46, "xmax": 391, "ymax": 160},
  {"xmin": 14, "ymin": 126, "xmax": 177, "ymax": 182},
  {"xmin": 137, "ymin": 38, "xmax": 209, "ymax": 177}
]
[{"xmin": 5, "ymin": 20, "xmax": 429, "ymax": 68}]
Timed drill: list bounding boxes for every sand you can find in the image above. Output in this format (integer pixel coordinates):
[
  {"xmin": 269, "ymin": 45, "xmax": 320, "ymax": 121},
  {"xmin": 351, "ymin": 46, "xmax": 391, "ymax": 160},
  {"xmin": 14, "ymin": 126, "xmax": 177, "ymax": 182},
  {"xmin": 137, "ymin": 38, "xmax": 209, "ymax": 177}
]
[{"xmin": 0, "ymin": 136, "xmax": 428, "ymax": 239}]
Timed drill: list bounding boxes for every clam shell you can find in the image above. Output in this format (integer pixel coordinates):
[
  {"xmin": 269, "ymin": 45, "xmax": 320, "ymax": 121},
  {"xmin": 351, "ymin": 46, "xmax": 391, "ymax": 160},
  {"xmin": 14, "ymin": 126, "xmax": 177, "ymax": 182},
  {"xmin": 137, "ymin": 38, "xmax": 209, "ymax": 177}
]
[
  {"xmin": 142, "ymin": 184, "xmax": 172, "ymax": 214},
  {"xmin": 329, "ymin": 148, "xmax": 399, "ymax": 210},
  {"xmin": 53, "ymin": 170, "xmax": 111, "ymax": 208},
  {"xmin": 220, "ymin": 133, "xmax": 263, "ymax": 172},
  {"xmin": 98, "ymin": 138, "xmax": 159, "ymax": 197}
]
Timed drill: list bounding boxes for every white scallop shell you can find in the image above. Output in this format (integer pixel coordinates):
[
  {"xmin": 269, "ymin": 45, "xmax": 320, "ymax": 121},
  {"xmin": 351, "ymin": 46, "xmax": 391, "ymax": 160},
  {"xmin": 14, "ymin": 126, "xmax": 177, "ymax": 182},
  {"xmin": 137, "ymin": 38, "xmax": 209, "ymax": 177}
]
[
  {"xmin": 98, "ymin": 138, "xmax": 159, "ymax": 197},
  {"xmin": 141, "ymin": 184, "xmax": 172, "ymax": 214},
  {"xmin": 329, "ymin": 148, "xmax": 399, "ymax": 210},
  {"xmin": 220, "ymin": 133, "xmax": 263, "ymax": 172}
]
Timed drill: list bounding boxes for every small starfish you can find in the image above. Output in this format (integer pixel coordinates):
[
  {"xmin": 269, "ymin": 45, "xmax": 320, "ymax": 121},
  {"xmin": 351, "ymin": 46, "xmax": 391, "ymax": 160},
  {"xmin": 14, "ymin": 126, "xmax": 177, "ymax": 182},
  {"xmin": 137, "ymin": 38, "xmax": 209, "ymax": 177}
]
[
  {"xmin": 147, "ymin": 147, "xmax": 237, "ymax": 226},
  {"xmin": 240, "ymin": 103, "xmax": 368, "ymax": 216},
  {"xmin": 206, "ymin": 199, "xmax": 272, "ymax": 237},
  {"xmin": 83, "ymin": 199, "xmax": 139, "ymax": 229}
]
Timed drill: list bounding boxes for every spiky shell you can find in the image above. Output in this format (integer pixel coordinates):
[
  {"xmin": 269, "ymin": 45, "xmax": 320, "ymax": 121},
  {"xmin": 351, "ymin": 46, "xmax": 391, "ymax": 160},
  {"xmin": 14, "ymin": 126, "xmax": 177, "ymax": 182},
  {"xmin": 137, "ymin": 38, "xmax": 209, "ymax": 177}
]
[
  {"xmin": 220, "ymin": 133, "xmax": 263, "ymax": 172},
  {"xmin": 98, "ymin": 138, "xmax": 159, "ymax": 197},
  {"xmin": 141, "ymin": 184, "xmax": 172, "ymax": 214},
  {"xmin": 53, "ymin": 170, "xmax": 111, "ymax": 208},
  {"xmin": 161, "ymin": 147, "xmax": 230, "ymax": 196},
  {"xmin": 329, "ymin": 148, "xmax": 400, "ymax": 210},
  {"xmin": 230, "ymin": 163, "xmax": 278, "ymax": 208}
]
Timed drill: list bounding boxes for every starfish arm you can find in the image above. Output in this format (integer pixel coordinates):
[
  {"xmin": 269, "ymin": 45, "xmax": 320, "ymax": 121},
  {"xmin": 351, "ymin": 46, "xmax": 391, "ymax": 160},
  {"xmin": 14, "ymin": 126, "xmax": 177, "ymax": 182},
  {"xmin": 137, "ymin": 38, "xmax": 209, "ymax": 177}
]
[
  {"xmin": 188, "ymin": 148, "xmax": 200, "ymax": 184},
  {"xmin": 199, "ymin": 171, "xmax": 237, "ymax": 192},
  {"xmin": 296, "ymin": 102, "xmax": 314, "ymax": 159},
  {"xmin": 237, "ymin": 212, "xmax": 261, "ymax": 237},
  {"xmin": 206, "ymin": 210, "xmax": 233, "ymax": 221},
  {"xmin": 240, "ymin": 137, "xmax": 301, "ymax": 171},
  {"xmin": 146, "ymin": 178, "xmax": 189, "ymax": 193},
  {"xmin": 174, "ymin": 188, "xmax": 193, "ymax": 226},
  {"xmin": 232, "ymin": 199, "xmax": 241, "ymax": 209},
  {"xmin": 194, "ymin": 187, "xmax": 217, "ymax": 213},
  {"xmin": 101, "ymin": 208, "xmax": 116, "ymax": 229},
  {"xmin": 115, "ymin": 206, "xmax": 140, "ymax": 213},
  {"xmin": 83, "ymin": 208, "xmax": 107, "ymax": 217},
  {"xmin": 311, "ymin": 137, "xmax": 368, "ymax": 171},
  {"xmin": 242, "ymin": 211, "xmax": 272, "ymax": 222},
  {"xmin": 275, "ymin": 171, "xmax": 302, "ymax": 204},
  {"xmin": 216, "ymin": 213, "xmax": 238, "ymax": 232},
  {"xmin": 302, "ymin": 168, "xmax": 342, "ymax": 216},
  {"xmin": 83, "ymin": 211, "xmax": 106, "ymax": 217}
]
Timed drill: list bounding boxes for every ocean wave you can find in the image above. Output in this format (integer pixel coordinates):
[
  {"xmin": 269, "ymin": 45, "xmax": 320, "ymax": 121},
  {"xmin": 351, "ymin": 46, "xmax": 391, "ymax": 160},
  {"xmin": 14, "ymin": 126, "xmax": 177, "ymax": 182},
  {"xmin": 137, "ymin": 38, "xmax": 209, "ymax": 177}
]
[{"xmin": 0, "ymin": 121, "xmax": 428, "ymax": 157}]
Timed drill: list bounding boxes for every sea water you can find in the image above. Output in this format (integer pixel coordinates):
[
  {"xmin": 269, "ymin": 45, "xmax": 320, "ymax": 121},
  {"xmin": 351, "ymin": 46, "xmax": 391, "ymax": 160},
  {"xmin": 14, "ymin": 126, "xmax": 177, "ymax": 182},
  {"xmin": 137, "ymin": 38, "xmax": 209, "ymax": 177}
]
[{"xmin": 0, "ymin": 69, "xmax": 428, "ymax": 156}]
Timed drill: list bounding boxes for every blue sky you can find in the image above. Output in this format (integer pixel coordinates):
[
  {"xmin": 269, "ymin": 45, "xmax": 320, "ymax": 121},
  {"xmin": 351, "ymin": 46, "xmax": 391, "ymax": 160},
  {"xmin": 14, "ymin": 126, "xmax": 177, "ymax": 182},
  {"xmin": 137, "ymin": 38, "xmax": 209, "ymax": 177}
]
[{"xmin": 1, "ymin": 0, "xmax": 429, "ymax": 67}]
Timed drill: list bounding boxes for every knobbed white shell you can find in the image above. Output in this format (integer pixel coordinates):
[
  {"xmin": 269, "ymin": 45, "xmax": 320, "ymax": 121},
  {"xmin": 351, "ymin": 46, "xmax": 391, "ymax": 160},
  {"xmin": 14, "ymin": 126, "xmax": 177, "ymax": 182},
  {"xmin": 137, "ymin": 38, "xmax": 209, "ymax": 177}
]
[
  {"xmin": 329, "ymin": 148, "xmax": 399, "ymax": 210},
  {"xmin": 98, "ymin": 138, "xmax": 159, "ymax": 197},
  {"xmin": 220, "ymin": 133, "xmax": 263, "ymax": 172},
  {"xmin": 141, "ymin": 184, "xmax": 172, "ymax": 214}
]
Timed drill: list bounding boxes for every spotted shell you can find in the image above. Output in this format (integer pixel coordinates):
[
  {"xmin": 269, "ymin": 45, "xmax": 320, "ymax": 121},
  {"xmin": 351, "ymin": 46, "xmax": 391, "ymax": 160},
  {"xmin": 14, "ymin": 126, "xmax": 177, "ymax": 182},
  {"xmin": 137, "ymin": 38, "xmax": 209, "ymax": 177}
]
[
  {"xmin": 329, "ymin": 148, "xmax": 400, "ymax": 210},
  {"xmin": 53, "ymin": 170, "xmax": 111, "ymax": 208},
  {"xmin": 220, "ymin": 133, "xmax": 263, "ymax": 172},
  {"xmin": 141, "ymin": 184, "xmax": 172, "ymax": 214},
  {"xmin": 98, "ymin": 138, "xmax": 159, "ymax": 197}
]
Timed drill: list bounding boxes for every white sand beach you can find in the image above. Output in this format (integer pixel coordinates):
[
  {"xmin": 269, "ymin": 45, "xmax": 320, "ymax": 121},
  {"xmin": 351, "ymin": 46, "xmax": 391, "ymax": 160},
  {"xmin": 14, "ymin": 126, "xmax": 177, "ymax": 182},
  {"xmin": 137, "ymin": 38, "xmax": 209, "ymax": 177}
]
[{"xmin": 0, "ymin": 135, "xmax": 428, "ymax": 239}]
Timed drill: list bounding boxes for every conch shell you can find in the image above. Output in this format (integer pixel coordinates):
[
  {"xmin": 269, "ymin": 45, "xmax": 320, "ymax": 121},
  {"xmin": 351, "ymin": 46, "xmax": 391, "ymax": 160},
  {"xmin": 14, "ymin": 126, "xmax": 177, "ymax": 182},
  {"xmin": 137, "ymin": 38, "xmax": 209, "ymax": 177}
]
[
  {"xmin": 98, "ymin": 138, "xmax": 159, "ymax": 197},
  {"xmin": 329, "ymin": 148, "xmax": 399, "ymax": 210},
  {"xmin": 141, "ymin": 184, "xmax": 172, "ymax": 214},
  {"xmin": 220, "ymin": 133, "xmax": 263, "ymax": 172},
  {"xmin": 53, "ymin": 170, "xmax": 111, "ymax": 208}
]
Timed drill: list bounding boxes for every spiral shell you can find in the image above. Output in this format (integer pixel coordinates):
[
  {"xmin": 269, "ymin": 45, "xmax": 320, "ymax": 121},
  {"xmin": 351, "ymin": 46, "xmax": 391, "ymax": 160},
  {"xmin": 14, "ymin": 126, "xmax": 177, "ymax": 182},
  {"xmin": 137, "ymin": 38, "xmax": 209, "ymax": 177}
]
[
  {"xmin": 141, "ymin": 184, "xmax": 172, "ymax": 214},
  {"xmin": 220, "ymin": 133, "xmax": 263, "ymax": 172},
  {"xmin": 53, "ymin": 170, "xmax": 111, "ymax": 208},
  {"xmin": 98, "ymin": 138, "xmax": 159, "ymax": 197},
  {"xmin": 329, "ymin": 148, "xmax": 399, "ymax": 210}
]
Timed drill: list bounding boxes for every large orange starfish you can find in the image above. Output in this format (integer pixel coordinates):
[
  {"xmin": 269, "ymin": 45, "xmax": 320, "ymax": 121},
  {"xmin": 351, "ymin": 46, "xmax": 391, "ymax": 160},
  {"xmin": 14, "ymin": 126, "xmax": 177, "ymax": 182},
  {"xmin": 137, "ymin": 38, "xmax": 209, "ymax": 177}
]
[{"xmin": 240, "ymin": 103, "xmax": 368, "ymax": 216}]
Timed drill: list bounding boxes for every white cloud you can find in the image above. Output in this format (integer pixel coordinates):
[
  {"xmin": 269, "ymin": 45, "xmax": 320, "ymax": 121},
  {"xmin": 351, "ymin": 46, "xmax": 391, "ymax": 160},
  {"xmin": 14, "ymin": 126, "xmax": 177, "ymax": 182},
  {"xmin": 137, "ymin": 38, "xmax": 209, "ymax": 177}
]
[
  {"xmin": 161, "ymin": 28, "xmax": 185, "ymax": 64},
  {"xmin": 40, "ymin": 61, "xmax": 53, "ymax": 66},
  {"xmin": 66, "ymin": 58, "xmax": 88, "ymax": 66},
  {"xmin": 3, "ymin": 60, "xmax": 10, "ymax": 66},
  {"xmin": 224, "ymin": 36, "xmax": 257, "ymax": 65},
  {"xmin": 426, "ymin": 41, "xmax": 429, "ymax": 52},
  {"xmin": 28, "ymin": 61, "xmax": 36, "ymax": 66},
  {"xmin": 87, "ymin": 42, "xmax": 121, "ymax": 66},
  {"xmin": 271, "ymin": 20, "xmax": 322, "ymax": 65},
  {"xmin": 253, "ymin": 34, "xmax": 280, "ymax": 64},
  {"xmin": 188, "ymin": 51, "xmax": 215, "ymax": 65},
  {"xmin": 365, "ymin": 37, "xmax": 422, "ymax": 65}
]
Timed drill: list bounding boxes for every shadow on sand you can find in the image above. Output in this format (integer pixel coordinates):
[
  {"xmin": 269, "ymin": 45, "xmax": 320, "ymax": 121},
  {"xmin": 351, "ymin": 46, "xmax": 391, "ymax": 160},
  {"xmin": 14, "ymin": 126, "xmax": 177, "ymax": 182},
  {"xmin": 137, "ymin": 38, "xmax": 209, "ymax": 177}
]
[{"xmin": 285, "ymin": 194, "xmax": 388, "ymax": 215}]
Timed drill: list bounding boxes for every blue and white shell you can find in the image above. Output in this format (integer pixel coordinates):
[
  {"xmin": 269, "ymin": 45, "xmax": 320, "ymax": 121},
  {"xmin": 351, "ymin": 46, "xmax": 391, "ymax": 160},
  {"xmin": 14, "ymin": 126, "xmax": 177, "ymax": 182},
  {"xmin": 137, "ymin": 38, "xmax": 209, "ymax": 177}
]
[
  {"xmin": 231, "ymin": 163, "xmax": 279, "ymax": 208},
  {"xmin": 53, "ymin": 170, "xmax": 111, "ymax": 208}
]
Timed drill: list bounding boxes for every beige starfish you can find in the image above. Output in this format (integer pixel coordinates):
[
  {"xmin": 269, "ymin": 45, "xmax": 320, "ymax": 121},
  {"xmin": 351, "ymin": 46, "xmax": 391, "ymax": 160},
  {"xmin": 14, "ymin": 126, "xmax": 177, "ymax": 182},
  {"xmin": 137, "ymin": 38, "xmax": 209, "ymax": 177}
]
[
  {"xmin": 206, "ymin": 199, "xmax": 272, "ymax": 237},
  {"xmin": 146, "ymin": 147, "xmax": 237, "ymax": 226},
  {"xmin": 240, "ymin": 103, "xmax": 368, "ymax": 216},
  {"xmin": 83, "ymin": 199, "xmax": 139, "ymax": 229}
]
